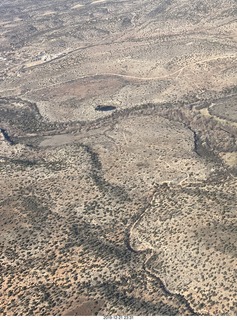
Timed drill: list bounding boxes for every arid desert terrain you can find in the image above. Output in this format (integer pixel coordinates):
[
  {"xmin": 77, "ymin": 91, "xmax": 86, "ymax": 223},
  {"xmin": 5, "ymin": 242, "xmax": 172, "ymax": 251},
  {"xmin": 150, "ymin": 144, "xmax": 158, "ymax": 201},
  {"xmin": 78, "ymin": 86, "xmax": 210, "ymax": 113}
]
[{"xmin": 0, "ymin": 0, "xmax": 237, "ymax": 316}]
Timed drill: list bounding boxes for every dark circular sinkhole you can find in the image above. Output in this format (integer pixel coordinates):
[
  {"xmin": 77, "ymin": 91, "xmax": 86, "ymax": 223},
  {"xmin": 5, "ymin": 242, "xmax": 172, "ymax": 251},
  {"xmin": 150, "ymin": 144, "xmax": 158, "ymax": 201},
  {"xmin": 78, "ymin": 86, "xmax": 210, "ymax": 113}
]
[{"xmin": 95, "ymin": 105, "xmax": 117, "ymax": 112}]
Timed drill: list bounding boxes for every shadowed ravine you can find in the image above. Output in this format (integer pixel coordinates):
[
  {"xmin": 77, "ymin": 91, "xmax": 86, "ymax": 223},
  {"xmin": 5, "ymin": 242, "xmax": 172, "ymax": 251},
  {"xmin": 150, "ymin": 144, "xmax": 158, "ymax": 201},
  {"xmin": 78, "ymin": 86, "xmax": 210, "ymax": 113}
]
[{"xmin": 0, "ymin": 0, "xmax": 236, "ymax": 315}]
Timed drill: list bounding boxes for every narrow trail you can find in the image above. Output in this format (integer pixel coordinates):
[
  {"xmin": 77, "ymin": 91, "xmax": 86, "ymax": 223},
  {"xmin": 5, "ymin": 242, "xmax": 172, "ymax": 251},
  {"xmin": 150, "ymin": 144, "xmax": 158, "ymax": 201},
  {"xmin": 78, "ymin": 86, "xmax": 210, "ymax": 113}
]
[{"xmin": 18, "ymin": 54, "xmax": 236, "ymax": 97}]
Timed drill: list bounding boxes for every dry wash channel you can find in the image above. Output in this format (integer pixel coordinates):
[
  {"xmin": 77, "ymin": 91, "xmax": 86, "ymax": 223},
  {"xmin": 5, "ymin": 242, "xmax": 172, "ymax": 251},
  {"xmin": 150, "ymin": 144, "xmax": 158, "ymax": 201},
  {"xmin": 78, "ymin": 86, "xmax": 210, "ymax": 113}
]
[{"xmin": 1, "ymin": 93, "xmax": 236, "ymax": 315}]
